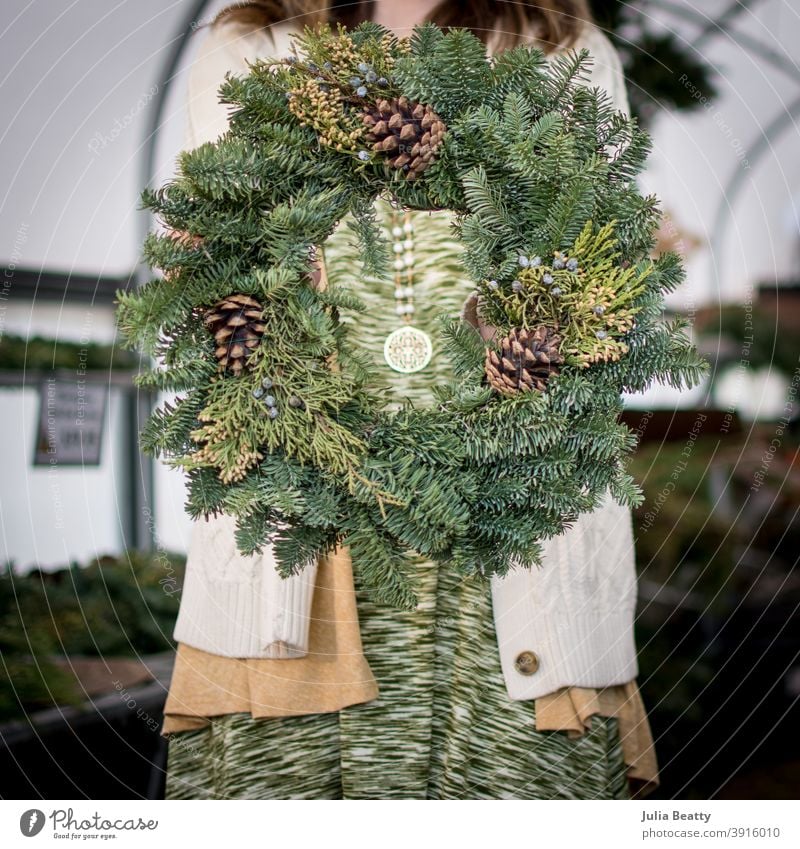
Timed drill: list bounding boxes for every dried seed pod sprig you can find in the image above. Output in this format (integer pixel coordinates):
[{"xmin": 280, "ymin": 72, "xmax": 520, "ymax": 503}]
[{"xmin": 479, "ymin": 220, "xmax": 651, "ymax": 372}]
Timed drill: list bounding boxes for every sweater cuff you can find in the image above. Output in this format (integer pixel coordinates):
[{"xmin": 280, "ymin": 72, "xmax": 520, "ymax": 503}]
[
  {"xmin": 496, "ymin": 606, "xmax": 640, "ymax": 701},
  {"xmin": 259, "ymin": 557, "xmax": 318, "ymax": 657}
]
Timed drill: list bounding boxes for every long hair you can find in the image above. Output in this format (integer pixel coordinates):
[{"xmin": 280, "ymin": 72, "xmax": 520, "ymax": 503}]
[{"xmin": 208, "ymin": 1, "xmax": 594, "ymax": 53}]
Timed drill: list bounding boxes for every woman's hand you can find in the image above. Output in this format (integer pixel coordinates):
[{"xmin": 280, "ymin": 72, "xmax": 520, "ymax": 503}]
[
  {"xmin": 309, "ymin": 259, "xmax": 325, "ymax": 290},
  {"xmin": 461, "ymin": 290, "xmax": 498, "ymax": 343}
]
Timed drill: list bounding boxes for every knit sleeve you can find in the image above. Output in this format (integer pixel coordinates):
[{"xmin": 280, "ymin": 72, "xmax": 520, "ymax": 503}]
[{"xmin": 174, "ymin": 19, "xmax": 319, "ymax": 661}]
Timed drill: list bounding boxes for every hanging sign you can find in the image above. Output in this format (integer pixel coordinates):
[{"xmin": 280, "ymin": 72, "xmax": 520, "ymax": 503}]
[{"xmin": 33, "ymin": 375, "xmax": 107, "ymax": 466}]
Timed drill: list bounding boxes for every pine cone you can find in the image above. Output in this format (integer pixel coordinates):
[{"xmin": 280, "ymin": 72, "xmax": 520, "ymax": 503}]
[
  {"xmin": 362, "ymin": 96, "xmax": 446, "ymax": 180},
  {"xmin": 203, "ymin": 293, "xmax": 266, "ymax": 376},
  {"xmin": 484, "ymin": 325, "xmax": 563, "ymax": 395}
]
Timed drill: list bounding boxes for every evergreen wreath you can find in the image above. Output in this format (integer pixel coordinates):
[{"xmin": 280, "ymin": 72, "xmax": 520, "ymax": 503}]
[{"xmin": 115, "ymin": 21, "xmax": 707, "ymax": 609}]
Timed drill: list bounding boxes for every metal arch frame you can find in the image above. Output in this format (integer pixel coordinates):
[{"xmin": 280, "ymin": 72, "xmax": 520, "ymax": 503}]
[
  {"xmin": 639, "ymin": 0, "xmax": 799, "ymax": 301},
  {"xmin": 128, "ymin": 0, "xmax": 210, "ymax": 552},
  {"xmin": 642, "ymin": 0, "xmax": 799, "ymax": 83},
  {"xmin": 638, "ymin": 0, "xmax": 760, "ymax": 48},
  {"xmin": 647, "ymin": 0, "xmax": 798, "ymax": 79},
  {"xmin": 707, "ymin": 94, "xmax": 800, "ymax": 300},
  {"xmin": 693, "ymin": 0, "xmax": 759, "ymax": 46},
  {"xmin": 136, "ymin": 0, "xmax": 213, "ymax": 265}
]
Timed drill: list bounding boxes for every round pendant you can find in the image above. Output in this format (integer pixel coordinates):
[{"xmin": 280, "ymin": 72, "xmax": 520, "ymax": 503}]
[{"xmin": 383, "ymin": 325, "xmax": 433, "ymax": 373}]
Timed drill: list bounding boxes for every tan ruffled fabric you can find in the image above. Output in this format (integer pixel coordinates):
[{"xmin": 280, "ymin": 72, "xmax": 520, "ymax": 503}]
[
  {"xmin": 161, "ymin": 546, "xmax": 659, "ymax": 798},
  {"xmin": 161, "ymin": 546, "xmax": 379, "ymax": 727},
  {"xmin": 534, "ymin": 682, "xmax": 660, "ymax": 798}
]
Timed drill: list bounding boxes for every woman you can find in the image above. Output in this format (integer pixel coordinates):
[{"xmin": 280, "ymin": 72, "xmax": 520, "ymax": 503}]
[{"xmin": 160, "ymin": 0, "xmax": 661, "ymax": 800}]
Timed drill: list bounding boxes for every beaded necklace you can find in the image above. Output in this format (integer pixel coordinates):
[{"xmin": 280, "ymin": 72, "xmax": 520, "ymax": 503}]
[{"xmin": 382, "ymin": 207, "xmax": 433, "ymax": 373}]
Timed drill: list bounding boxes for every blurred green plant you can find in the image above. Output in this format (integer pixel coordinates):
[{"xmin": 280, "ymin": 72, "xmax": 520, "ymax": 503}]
[
  {"xmin": 698, "ymin": 303, "xmax": 800, "ymax": 378},
  {"xmin": 630, "ymin": 437, "xmax": 738, "ymax": 593},
  {"xmin": 627, "ymin": 423, "xmax": 800, "ymax": 796},
  {"xmin": 0, "ymin": 551, "xmax": 184, "ymax": 722},
  {"xmin": 0, "ymin": 334, "xmax": 137, "ymax": 372}
]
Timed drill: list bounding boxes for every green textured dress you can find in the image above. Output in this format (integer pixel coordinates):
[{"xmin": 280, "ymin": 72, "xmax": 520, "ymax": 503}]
[{"xmin": 163, "ymin": 199, "xmax": 632, "ymax": 800}]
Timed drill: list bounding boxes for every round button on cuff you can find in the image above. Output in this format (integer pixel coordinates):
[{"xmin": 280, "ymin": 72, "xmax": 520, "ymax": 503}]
[{"xmin": 514, "ymin": 650, "xmax": 540, "ymax": 676}]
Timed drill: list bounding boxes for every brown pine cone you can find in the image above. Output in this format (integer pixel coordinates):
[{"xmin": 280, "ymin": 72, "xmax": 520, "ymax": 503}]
[
  {"xmin": 484, "ymin": 325, "xmax": 563, "ymax": 395},
  {"xmin": 203, "ymin": 293, "xmax": 266, "ymax": 376},
  {"xmin": 361, "ymin": 95, "xmax": 446, "ymax": 180}
]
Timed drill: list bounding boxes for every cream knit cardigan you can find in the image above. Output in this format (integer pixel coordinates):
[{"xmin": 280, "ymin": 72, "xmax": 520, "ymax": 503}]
[{"xmin": 172, "ymin": 17, "xmax": 641, "ymax": 700}]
